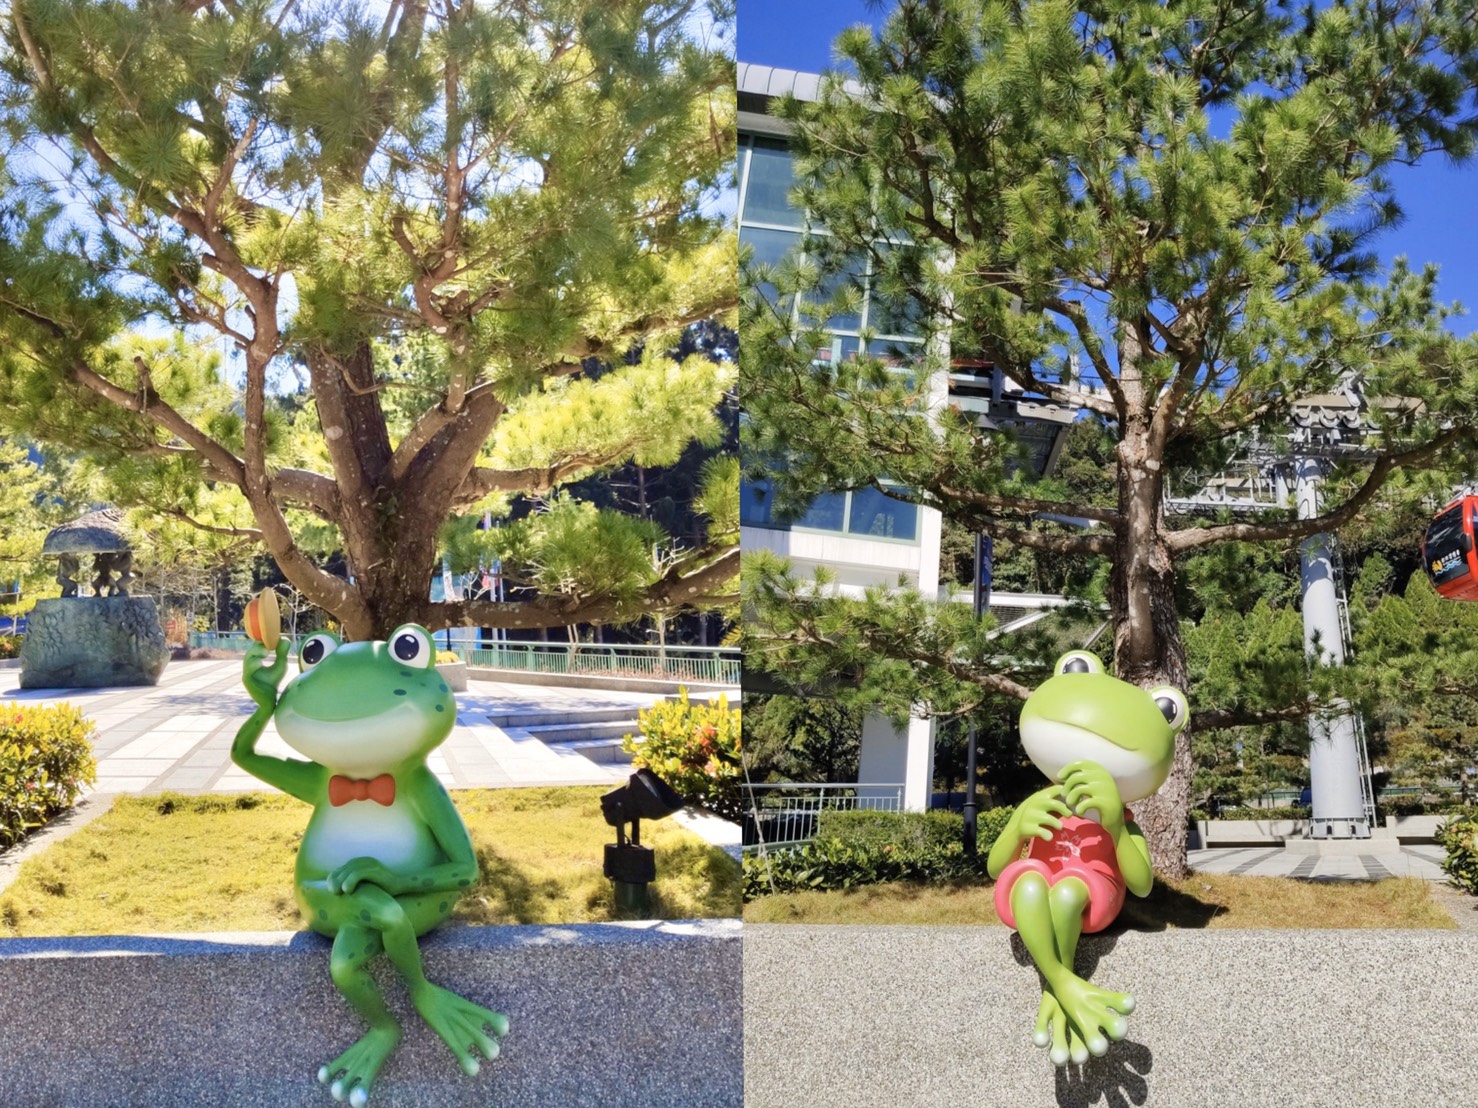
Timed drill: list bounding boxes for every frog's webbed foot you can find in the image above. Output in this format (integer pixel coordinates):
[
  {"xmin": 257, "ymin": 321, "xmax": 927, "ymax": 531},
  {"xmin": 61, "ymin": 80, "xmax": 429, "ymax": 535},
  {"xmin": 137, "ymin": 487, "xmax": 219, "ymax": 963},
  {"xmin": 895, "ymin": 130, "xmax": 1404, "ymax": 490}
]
[
  {"xmin": 411, "ymin": 981, "xmax": 509, "ymax": 1077},
  {"xmin": 1051, "ymin": 973, "xmax": 1134, "ymax": 1059},
  {"xmin": 1033, "ymin": 988, "xmax": 1093, "ymax": 1066},
  {"xmin": 317, "ymin": 1025, "xmax": 401, "ymax": 1107}
]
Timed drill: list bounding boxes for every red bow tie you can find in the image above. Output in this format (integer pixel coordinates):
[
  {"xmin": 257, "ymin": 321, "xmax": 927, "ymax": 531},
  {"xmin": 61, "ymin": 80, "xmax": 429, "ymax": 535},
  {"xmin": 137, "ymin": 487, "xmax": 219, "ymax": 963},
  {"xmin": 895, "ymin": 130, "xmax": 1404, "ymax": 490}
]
[{"xmin": 328, "ymin": 773, "xmax": 396, "ymax": 807}]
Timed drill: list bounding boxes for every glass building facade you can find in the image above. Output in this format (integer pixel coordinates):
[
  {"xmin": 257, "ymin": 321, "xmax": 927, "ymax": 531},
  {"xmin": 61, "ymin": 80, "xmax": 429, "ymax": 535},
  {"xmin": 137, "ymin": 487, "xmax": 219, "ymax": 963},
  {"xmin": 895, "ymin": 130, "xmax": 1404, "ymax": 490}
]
[{"xmin": 738, "ymin": 131, "xmax": 923, "ymax": 545}]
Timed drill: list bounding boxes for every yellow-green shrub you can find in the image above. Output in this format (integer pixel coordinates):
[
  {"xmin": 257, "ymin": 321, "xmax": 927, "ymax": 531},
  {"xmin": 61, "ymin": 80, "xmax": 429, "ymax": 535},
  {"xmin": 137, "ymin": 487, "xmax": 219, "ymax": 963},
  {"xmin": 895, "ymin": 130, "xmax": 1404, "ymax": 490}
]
[
  {"xmin": 1438, "ymin": 815, "xmax": 1478, "ymax": 897},
  {"xmin": 0, "ymin": 702, "xmax": 97, "ymax": 848},
  {"xmin": 622, "ymin": 690, "xmax": 741, "ymax": 822}
]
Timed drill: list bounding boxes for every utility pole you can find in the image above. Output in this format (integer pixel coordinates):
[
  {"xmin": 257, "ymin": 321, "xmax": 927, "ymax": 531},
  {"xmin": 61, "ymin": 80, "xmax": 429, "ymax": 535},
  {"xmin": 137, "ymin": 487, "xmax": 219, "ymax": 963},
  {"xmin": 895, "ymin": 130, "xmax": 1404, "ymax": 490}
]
[{"xmin": 963, "ymin": 531, "xmax": 992, "ymax": 854}]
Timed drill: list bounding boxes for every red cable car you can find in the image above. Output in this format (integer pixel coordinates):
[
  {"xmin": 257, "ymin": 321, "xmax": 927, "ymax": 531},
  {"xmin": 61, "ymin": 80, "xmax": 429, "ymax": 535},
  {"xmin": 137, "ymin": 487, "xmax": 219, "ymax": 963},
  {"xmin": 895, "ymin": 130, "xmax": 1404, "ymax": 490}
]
[{"xmin": 1424, "ymin": 497, "xmax": 1478, "ymax": 601}]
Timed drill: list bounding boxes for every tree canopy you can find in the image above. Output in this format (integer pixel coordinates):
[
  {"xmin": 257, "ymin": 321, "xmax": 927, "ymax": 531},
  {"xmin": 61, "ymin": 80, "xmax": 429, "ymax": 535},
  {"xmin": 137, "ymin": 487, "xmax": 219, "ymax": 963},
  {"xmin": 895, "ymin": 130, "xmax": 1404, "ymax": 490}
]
[
  {"xmin": 0, "ymin": 0, "xmax": 738, "ymax": 640},
  {"xmin": 742, "ymin": 0, "xmax": 1478, "ymax": 874}
]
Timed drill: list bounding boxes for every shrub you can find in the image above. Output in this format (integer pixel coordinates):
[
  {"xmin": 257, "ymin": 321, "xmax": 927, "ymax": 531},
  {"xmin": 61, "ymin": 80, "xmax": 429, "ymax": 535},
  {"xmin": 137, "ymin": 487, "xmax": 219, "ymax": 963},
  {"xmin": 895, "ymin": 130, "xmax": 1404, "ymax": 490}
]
[
  {"xmin": 0, "ymin": 635, "xmax": 21, "ymax": 659},
  {"xmin": 743, "ymin": 807, "xmax": 1014, "ymax": 900},
  {"xmin": 0, "ymin": 702, "xmax": 97, "ymax": 849},
  {"xmin": 623, "ymin": 689, "xmax": 741, "ymax": 822},
  {"xmin": 1201, "ymin": 805, "xmax": 1311, "ymax": 821},
  {"xmin": 435, "ymin": 650, "xmax": 462, "ymax": 665},
  {"xmin": 1438, "ymin": 815, "xmax": 1478, "ymax": 897}
]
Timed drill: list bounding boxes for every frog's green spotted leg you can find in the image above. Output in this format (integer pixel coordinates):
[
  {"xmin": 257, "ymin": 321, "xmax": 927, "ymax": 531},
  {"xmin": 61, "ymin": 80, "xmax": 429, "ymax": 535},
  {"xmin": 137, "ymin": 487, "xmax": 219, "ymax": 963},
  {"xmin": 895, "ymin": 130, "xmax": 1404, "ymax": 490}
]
[
  {"xmin": 1010, "ymin": 873, "xmax": 1133, "ymax": 1064},
  {"xmin": 312, "ymin": 769, "xmax": 507, "ymax": 1091},
  {"xmin": 318, "ymin": 926, "xmax": 398, "ymax": 1108},
  {"xmin": 394, "ymin": 767, "xmax": 510, "ymax": 1073}
]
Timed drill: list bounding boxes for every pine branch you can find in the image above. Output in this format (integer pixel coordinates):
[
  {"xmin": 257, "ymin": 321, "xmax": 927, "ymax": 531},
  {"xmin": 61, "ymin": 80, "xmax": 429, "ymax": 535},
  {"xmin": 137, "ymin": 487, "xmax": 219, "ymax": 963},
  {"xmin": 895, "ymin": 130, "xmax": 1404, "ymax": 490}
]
[
  {"xmin": 454, "ymin": 453, "xmax": 616, "ymax": 505},
  {"xmin": 1167, "ymin": 424, "xmax": 1473, "ymax": 553},
  {"xmin": 933, "ymin": 482, "xmax": 1120, "ymax": 526},
  {"xmin": 1191, "ymin": 702, "xmax": 1315, "ymax": 732},
  {"xmin": 428, "ymin": 544, "xmax": 738, "ymax": 631},
  {"xmin": 162, "ymin": 508, "xmax": 264, "ymax": 541}
]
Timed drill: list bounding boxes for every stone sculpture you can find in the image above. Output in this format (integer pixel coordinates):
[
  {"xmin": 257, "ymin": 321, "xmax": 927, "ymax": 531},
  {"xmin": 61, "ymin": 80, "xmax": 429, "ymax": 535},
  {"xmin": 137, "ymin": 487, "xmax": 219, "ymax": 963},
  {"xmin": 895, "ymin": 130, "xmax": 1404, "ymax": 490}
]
[{"xmin": 21, "ymin": 507, "xmax": 167, "ymax": 687}]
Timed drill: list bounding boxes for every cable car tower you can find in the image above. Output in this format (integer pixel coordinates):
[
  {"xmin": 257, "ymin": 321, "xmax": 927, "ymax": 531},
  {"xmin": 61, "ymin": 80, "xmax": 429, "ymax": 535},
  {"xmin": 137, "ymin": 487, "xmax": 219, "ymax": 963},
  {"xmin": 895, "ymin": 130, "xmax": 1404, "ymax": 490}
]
[{"xmin": 1165, "ymin": 382, "xmax": 1380, "ymax": 839}]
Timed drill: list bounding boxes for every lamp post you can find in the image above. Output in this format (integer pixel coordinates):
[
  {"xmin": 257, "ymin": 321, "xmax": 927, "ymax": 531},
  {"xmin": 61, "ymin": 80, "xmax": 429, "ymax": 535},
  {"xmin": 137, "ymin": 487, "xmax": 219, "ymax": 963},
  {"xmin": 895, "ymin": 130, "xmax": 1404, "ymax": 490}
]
[
  {"xmin": 963, "ymin": 531, "xmax": 991, "ymax": 855},
  {"xmin": 600, "ymin": 769, "xmax": 685, "ymax": 917}
]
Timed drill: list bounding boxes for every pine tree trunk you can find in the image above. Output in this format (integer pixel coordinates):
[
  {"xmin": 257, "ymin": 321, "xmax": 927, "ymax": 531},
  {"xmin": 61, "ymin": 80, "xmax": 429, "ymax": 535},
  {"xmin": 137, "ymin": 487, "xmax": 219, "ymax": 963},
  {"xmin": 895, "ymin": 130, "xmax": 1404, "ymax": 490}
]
[{"xmin": 1110, "ymin": 422, "xmax": 1192, "ymax": 879}]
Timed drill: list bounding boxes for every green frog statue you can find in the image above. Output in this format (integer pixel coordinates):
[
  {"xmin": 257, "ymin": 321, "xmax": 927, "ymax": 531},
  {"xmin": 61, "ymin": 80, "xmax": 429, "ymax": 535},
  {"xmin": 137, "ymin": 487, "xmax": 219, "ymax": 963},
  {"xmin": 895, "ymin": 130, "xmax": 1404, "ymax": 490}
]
[
  {"xmin": 234, "ymin": 609, "xmax": 508, "ymax": 1106},
  {"xmin": 987, "ymin": 650, "xmax": 1186, "ymax": 1067}
]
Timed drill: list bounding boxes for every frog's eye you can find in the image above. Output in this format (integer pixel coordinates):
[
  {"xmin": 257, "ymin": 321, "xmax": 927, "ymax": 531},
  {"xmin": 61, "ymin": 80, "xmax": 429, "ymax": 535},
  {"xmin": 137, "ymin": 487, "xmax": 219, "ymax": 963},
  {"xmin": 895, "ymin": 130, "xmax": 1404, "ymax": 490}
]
[
  {"xmin": 1055, "ymin": 651, "xmax": 1103, "ymax": 676},
  {"xmin": 299, "ymin": 632, "xmax": 340, "ymax": 670},
  {"xmin": 389, "ymin": 624, "xmax": 435, "ymax": 669},
  {"xmin": 1150, "ymin": 686, "xmax": 1189, "ymax": 733}
]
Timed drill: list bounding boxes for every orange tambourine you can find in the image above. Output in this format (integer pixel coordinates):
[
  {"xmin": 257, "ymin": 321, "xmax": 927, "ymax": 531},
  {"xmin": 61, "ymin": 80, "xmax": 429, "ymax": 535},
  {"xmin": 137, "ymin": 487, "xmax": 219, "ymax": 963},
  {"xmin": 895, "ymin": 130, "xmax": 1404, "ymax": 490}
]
[{"xmin": 244, "ymin": 587, "xmax": 281, "ymax": 650}]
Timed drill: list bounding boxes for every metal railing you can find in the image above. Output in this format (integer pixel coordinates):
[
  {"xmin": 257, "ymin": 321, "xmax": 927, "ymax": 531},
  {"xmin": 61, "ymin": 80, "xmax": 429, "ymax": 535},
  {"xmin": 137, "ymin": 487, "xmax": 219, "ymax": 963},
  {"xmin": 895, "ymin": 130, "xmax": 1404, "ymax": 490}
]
[
  {"xmin": 467, "ymin": 642, "xmax": 739, "ymax": 685},
  {"xmin": 188, "ymin": 632, "xmax": 739, "ymax": 684},
  {"xmin": 189, "ymin": 630, "xmax": 305, "ymax": 653},
  {"xmin": 742, "ymin": 782, "xmax": 905, "ymax": 850}
]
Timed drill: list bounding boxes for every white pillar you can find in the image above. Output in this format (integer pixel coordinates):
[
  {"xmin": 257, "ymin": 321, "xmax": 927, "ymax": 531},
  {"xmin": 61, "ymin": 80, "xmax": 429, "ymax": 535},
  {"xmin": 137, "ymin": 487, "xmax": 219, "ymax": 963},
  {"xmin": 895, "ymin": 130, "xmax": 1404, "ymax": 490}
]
[
  {"xmin": 858, "ymin": 711, "xmax": 936, "ymax": 812},
  {"xmin": 1294, "ymin": 458, "xmax": 1370, "ymax": 837}
]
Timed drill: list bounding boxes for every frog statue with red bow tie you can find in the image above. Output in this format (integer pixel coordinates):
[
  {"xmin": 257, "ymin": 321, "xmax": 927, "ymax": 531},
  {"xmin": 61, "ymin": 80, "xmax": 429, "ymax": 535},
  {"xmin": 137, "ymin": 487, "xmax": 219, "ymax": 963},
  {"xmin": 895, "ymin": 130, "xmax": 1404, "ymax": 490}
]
[{"xmin": 233, "ymin": 596, "xmax": 506, "ymax": 1107}]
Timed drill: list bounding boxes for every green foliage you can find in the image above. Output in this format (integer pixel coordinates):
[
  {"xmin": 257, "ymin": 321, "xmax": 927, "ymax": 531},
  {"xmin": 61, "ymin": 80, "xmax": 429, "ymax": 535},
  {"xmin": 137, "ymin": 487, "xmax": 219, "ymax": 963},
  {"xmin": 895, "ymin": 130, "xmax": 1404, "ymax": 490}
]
[
  {"xmin": 740, "ymin": 694, "xmax": 861, "ymax": 784},
  {"xmin": 1200, "ymin": 806, "xmax": 1311, "ymax": 822},
  {"xmin": 741, "ymin": 807, "xmax": 1013, "ymax": 899},
  {"xmin": 0, "ymin": 703, "xmax": 97, "ymax": 849},
  {"xmin": 0, "ymin": 637, "xmax": 20, "ymax": 660},
  {"xmin": 623, "ymin": 690, "xmax": 742, "ymax": 822},
  {"xmin": 740, "ymin": 0, "xmax": 1478, "ymax": 865},
  {"xmin": 1437, "ymin": 815, "xmax": 1478, "ymax": 897},
  {"xmin": 466, "ymin": 496, "xmax": 667, "ymax": 614},
  {"xmin": 0, "ymin": 0, "xmax": 737, "ymax": 635}
]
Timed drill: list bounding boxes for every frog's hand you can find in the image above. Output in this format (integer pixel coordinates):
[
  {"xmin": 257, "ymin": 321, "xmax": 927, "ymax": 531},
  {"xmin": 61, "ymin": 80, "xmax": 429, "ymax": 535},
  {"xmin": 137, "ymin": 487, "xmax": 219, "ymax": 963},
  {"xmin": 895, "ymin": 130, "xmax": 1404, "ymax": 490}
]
[
  {"xmin": 399, "ymin": 766, "xmax": 479, "ymax": 894},
  {"xmin": 231, "ymin": 642, "xmax": 325, "ymax": 804},
  {"xmin": 1118, "ymin": 819, "xmax": 1154, "ymax": 898},
  {"xmin": 241, "ymin": 639, "xmax": 289, "ymax": 710},
  {"xmin": 987, "ymin": 788, "xmax": 1068, "ymax": 879}
]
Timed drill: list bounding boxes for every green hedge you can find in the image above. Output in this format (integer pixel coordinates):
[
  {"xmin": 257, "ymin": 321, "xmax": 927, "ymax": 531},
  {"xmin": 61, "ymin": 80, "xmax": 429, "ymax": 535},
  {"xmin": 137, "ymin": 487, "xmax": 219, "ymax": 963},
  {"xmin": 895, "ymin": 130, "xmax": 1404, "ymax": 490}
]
[
  {"xmin": 744, "ymin": 807, "xmax": 1013, "ymax": 900},
  {"xmin": 0, "ymin": 702, "xmax": 97, "ymax": 849},
  {"xmin": 1437, "ymin": 815, "xmax": 1478, "ymax": 897},
  {"xmin": 1193, "ymin": 806, "xmax": 1311, "ymax": 821},
  {"xmin": 1378, "ymin": 799, "xmax": 1476, "ymax": 819}
]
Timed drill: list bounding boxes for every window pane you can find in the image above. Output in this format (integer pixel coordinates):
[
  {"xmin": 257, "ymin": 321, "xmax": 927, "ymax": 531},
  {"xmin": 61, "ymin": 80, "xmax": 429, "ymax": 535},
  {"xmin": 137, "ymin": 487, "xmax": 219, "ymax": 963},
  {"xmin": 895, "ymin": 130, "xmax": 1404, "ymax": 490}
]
[
  {"xmin": 794, "ymin": 491, "xmax": 847, "ymax": 532},
  {"xmin": 802, "ymin": 248, "xmax": 866, "ymax": 332},
  {"xmin": 847, "ymin": 486, "xmax": 918, "ymax": 540},
  {"xmin": 741, "ymin": 138, "xmax": 802, "ymax": 227},
  {"xmin": 741, "ymin": 226, "xmax": 802, "ymax": 311},
  {"xmin": 740, "ymin": 476, "xmax": 783, "ymax": 529},
  {"xmin": 868, "ymin": 243, "xmax": 927, "ymax": 337}
]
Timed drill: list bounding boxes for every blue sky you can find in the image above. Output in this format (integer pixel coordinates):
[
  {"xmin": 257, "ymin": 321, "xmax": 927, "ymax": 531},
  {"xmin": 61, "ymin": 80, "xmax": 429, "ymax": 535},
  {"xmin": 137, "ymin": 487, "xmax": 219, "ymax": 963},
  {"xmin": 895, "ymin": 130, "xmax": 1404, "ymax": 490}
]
[{"xmin": 740, "ymin": 0, "xmax": 1478, "ymax": 337}]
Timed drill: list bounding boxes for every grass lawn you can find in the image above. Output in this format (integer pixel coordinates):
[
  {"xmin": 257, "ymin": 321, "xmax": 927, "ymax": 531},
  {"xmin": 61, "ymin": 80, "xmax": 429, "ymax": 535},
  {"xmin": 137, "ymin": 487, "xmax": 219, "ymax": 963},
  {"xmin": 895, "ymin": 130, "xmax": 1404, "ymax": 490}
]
[
  {"xmin": 744, "ymin": 873, "xmax": 1454, "ymax": 929},
  {"xmin": 0, "ymin": 787, "xmax": 740, "ymax": 937}
]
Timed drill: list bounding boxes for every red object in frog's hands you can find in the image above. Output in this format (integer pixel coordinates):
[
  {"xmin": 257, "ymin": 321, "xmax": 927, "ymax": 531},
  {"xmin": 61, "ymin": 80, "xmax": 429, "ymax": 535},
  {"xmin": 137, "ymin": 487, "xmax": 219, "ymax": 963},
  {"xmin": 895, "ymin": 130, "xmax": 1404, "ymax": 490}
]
[{"xmin": 328, "ymin": 773, "xmax": 396, "ymax": 807}]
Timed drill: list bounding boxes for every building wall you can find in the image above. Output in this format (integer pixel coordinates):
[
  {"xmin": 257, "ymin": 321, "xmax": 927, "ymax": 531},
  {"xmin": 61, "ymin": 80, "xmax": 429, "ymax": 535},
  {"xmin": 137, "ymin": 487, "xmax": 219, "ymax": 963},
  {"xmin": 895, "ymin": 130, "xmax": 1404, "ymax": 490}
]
[{"xmin": 738, "ymin": 64, "xmax": 940, "ymax": 809}]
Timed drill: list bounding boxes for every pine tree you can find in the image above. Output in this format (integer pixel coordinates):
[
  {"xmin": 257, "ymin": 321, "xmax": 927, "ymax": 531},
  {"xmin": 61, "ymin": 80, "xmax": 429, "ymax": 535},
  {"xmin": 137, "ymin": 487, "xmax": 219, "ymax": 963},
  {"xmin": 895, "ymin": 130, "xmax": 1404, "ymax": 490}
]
[
  {"xmin": 742, "ymin": 0, "xmax": 1478, "ymax": 875},
  {"xmin": 0, "ymin": 0, "xmax": 736, "ymax": 640}
]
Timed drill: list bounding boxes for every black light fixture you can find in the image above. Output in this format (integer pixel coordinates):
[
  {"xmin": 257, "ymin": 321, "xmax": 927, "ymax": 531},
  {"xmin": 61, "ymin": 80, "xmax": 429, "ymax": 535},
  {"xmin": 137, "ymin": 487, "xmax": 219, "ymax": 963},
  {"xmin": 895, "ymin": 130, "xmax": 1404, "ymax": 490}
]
[{"xmin": 601, "ymin": 769, "xmax": 685, "ymax": 917}]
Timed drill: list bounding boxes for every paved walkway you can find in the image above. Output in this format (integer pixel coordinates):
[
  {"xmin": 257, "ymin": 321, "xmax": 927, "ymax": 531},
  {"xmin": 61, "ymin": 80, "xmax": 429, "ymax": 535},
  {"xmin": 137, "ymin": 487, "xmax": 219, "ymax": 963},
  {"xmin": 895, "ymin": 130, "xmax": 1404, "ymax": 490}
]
[
  {"xmin": 0, "ymin": 659, "xmax": 670, "ymax": 795},
  {"xmin": 1189, "ymin": 844, "xmax": 1448, "ymax": 881}
]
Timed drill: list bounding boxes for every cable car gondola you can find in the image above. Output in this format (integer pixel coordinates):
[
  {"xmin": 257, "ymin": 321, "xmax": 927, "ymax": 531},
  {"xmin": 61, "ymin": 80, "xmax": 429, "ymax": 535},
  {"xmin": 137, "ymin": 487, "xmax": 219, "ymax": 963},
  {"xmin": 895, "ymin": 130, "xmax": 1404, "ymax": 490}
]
[{"xmin": 1423, "ymin": 496, "xmax": 1478, "ymax": 601}]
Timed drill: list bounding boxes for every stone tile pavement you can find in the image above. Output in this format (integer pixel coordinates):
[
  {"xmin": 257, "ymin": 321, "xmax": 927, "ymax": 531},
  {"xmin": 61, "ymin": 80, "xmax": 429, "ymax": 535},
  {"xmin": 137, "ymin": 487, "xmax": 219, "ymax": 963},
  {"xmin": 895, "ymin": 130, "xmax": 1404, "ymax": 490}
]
[
  {"xmin": 1189, "ymin": 843, "xmax": 1448, "ymax": 881},
  {"xmin": 0, "ymin": 659, "xmax": 676, "ymax": 796}
]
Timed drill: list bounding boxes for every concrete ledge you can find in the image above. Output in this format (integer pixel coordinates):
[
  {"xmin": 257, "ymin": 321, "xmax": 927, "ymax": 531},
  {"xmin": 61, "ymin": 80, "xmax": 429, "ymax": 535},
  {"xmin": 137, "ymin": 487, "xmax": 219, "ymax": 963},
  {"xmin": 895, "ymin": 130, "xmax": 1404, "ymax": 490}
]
[
  {"xmin": 1387, "ymin": 814, "xmax": 1448, "ymax": 841},
  {"xmin": 467, "ymin": 665, "xmax": 735, "ymax": 696},
  {"xmin": 1198, "ymin": 817, "xmax": 1309, "ymax": 846},
  {"xmin": 1284, "ymin": 835, "xmax": 1400, "ymax": 856},
  {"xmin": 746, "ymin": 925, "xmax": 1478, "ymax": 1108},
  {"xmin": 0, "ymin": 919, "xmax": 741, "ymax": 1107}
]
